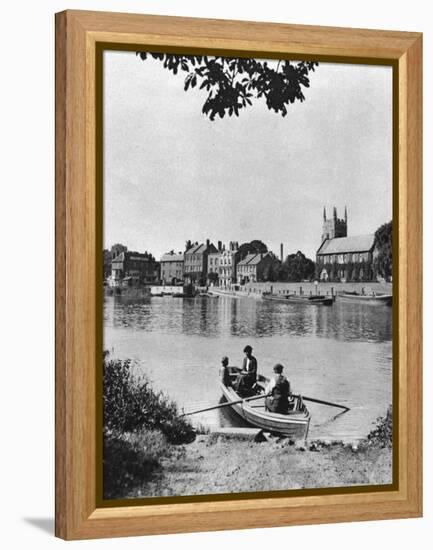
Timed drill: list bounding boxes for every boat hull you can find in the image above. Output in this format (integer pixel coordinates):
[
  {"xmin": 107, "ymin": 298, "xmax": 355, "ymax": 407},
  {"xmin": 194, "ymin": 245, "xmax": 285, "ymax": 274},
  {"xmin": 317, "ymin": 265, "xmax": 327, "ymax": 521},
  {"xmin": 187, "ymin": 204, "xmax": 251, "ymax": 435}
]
[
  {"xmin": 262, "ymin": 294, "xmax": 333, "ymax": 306},
  {"xmin": 339, "ymin": 293, "xmax": 392, "ymax": 305},
  {"xmin": 219, "ymin": 377, "xmax": 310, "ymax": 440}
]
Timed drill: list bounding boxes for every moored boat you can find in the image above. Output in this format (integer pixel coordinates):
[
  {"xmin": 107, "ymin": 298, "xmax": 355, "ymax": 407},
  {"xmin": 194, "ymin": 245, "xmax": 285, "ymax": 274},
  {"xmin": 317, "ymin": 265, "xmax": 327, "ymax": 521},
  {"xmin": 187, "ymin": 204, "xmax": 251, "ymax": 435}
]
[
  {"xmin": 262, "ymin": 292, "xmax": 333, "ymax": 306},
  {"xmin": 219, "ymin": 367, "xmax": 310, "ymax": 440},
  {"xmin": 339, "ymin": 291, "xmax": 392, "ymax": 305},
  {"xmin": 208, "ymin": 288, "xmax": 239, "ymax": 297}
]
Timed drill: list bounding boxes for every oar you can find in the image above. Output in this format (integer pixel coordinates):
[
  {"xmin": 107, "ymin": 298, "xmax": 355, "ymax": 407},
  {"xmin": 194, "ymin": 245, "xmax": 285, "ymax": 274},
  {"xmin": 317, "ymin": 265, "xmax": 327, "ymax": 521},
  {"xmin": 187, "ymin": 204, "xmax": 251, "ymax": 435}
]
[
  {"xmin": 180, "ymin": 393, "xmax": 267, "ymax": 417},
  {"xmin": 298, "ymin": 394, "xmax": 350, "ymax": 412}
]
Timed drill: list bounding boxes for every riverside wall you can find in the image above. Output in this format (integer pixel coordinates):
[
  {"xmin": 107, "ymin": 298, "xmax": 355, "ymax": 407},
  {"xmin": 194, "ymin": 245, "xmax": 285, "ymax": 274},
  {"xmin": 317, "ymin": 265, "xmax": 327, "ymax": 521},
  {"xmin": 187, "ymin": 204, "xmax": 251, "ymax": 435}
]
[{"xmin": 210, "ymin": 281, "xmax": 392, "ymax": 299}]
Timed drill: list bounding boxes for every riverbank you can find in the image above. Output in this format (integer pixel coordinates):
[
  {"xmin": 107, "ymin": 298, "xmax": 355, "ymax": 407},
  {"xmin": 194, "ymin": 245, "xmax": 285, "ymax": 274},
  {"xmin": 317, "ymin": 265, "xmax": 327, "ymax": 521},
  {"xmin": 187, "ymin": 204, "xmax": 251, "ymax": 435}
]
[
  {"xmin": 130, "ymin": 432, "xmax": 391, "ymax": 498},
  {"xmin": 125, "ymin": 408, "xmax": 393, "ymax": 498},
  {"xmin": 209, "ymin": 281, "xmax": 392, "ymax": 300},
  {"xmin": 104, "ymin": 285, "xmax": 151, "ymax": 298}
]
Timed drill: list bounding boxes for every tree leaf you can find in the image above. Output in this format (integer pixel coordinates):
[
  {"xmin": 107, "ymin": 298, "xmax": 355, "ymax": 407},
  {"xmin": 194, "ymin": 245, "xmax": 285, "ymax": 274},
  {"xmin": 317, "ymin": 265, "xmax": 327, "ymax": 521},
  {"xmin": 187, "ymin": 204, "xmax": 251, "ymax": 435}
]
[{"xmin": 137, "ymin": 52, "xmax": 319, "ymax": 120}]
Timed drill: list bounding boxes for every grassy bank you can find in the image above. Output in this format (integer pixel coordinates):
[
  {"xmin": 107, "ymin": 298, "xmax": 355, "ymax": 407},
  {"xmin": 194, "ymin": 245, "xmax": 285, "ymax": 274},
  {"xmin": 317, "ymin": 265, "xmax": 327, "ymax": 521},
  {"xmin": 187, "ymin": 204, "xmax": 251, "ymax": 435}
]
[
  {"xmin": 131, "ymin": 408, "xmax": 392, "ymax": 497},
  {"xmin": 103, "ymin": 352, "xmax": 195, "ymax": 499},
  {"xmin": 139, "ymin": 433, "xmax": 392, "ymax": 497}
]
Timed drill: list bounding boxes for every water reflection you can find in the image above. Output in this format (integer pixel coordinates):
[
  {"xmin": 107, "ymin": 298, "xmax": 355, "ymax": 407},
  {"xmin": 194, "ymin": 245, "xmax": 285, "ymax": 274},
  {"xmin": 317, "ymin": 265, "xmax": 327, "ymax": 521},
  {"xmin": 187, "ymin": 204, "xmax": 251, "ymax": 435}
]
[{"xmin": 104, "ymin": 294, "xmax": 392, "ymax": 344}]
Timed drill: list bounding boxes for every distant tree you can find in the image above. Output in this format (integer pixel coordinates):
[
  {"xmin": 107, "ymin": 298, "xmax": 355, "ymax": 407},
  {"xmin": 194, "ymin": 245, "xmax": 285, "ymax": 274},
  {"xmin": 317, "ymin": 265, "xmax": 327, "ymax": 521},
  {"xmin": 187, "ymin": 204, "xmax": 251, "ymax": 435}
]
[
  {"xmin": 238, "ymin": 240, "xmax": 268, "ymax": 259},
  {"xmin": 279, "ymin": 251, "xmax": 315, "ymax": 282},
  {"xmin": 103, "ymin": 249, "xmax": 111, "ymax": 280},
  {"xmin": 137, "ymin": 52, "xmax": 318, "ymax": 120},
  {"xmin": 262, "ymin": 256, "xmax": 281, "ymax": 282},
  {"xmin": 373, "ymin": 221, "xmax": 392, "ymax": 280}
]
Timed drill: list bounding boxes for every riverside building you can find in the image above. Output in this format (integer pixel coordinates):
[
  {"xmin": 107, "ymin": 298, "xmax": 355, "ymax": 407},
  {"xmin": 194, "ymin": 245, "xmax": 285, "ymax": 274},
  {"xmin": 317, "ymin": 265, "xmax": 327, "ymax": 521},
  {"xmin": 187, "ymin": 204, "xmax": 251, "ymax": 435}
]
[
  {"xmin": 160, "ymin": 251, "xmax": 184, "ymax": 285},
  {"xmin": 316, "ymin": 207, "xmax": 377, "ymax": 282}
]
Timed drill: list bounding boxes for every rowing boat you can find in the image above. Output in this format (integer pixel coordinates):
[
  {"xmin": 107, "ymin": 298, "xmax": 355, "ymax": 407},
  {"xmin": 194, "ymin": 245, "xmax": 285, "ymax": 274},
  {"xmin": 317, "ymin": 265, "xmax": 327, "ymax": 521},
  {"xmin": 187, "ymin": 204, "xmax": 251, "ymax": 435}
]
[
  {"xmin": 262, "ymin": 292, "xmax": 333, "ymax": 306},
  {"xmin": 339, "ymin": 291, "xmax": 392, "ymax": 305},
  {"xmin": 197, "ymin": 292, "xmax": 219, "ymax": 298},
  {"xmin": 219, "ymin": 367, "xmax": 310, "ymax": 439}
]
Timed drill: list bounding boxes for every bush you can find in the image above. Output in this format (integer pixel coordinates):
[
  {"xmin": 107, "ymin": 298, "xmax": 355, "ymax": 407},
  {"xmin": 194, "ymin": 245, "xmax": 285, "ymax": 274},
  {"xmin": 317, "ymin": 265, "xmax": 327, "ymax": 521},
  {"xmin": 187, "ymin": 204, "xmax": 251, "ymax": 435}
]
[
  {"xmin": 103, "ymin": 351, "xmax": 195, "ymax": 444},
  {"xmin": 365, "ymin": 406, "xmax": 393, "ymax": 448},
  {"xmin": 103, "ymin": 429, "xmax": 167, "ymax": 499}
]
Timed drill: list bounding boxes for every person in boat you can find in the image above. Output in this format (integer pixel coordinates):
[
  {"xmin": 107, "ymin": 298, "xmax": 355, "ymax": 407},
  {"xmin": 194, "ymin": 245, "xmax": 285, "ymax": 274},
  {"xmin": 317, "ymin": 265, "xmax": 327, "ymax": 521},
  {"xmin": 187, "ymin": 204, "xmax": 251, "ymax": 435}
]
[
  {"xmin": 234, "ymin": 345, "xmax": 258, "ymax": 396},
  {"xmin": 265, "ymin": 364, "xmax": 292, "ymax": 414},
  {"xmin": 219, "ymin": 356, "xmax": 231, "ymax": 386}
]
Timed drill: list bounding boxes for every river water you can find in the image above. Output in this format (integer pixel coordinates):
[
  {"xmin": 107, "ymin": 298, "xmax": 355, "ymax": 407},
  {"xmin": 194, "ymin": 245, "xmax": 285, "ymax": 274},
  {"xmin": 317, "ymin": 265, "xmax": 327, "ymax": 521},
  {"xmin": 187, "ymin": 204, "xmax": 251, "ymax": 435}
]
[{"xmin": 104, "ymin": 294, "xmax": 392, "ymax": 442}]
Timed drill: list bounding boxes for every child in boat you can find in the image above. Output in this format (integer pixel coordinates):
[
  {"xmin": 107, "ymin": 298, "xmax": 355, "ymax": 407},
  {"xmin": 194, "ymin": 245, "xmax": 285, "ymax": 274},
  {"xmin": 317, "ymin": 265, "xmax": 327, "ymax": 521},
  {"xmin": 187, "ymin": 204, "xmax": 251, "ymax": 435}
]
[
  {"xmin": 219, "ymin": 356, "xmax": 231, "ymax": 386},
  {"xmin": 265, "ymin": 364, "xmax": 292, "ymax": 414}
]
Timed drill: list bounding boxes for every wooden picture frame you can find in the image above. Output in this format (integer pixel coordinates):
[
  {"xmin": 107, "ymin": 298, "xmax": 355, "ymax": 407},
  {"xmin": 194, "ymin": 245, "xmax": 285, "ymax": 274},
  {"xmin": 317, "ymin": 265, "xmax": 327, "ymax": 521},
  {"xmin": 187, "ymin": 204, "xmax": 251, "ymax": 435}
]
[{"xmin": 55, "ymin": 10, "xmax": 422, "ymax": 540}]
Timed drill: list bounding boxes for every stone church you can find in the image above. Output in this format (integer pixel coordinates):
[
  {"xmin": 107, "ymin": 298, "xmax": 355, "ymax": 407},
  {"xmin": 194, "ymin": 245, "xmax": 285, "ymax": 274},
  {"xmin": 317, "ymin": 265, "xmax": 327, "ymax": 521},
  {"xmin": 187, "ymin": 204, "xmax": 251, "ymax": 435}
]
[{"xmin": 316, "ymin": 207, "xmax": 376, "ymax": 282}]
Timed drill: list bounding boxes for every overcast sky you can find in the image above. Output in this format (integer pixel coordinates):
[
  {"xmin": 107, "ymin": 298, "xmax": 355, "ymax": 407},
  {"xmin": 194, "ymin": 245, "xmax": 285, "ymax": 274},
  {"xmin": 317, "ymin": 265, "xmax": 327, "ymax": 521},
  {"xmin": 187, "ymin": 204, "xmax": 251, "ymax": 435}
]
[{"xmin": 103, "ymin": 51, "xmax": 392, "ymax": 260}]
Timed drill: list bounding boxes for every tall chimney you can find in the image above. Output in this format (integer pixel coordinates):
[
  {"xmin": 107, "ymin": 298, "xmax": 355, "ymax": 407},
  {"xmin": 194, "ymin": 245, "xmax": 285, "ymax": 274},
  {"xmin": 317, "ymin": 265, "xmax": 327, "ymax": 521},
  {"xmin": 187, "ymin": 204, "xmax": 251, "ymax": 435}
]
[
  {"xmin": 218, "ymin": 240, "xmax": 222, "ymax": 252},
  {"xmin": 206, "ymin": 238, "xmax": 210, "ymax": 248},
  {"xmin": 280, "ymin": 243, "xmax": 283, "ymax": 262}
]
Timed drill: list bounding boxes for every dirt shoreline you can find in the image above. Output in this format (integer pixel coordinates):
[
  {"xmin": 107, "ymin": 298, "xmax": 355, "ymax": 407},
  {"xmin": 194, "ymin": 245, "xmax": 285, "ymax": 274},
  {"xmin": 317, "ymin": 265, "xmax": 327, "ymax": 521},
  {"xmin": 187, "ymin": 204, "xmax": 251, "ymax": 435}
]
[{"xmin": 131, "ymin": 434, "xmax": 392, "ymax": 498}]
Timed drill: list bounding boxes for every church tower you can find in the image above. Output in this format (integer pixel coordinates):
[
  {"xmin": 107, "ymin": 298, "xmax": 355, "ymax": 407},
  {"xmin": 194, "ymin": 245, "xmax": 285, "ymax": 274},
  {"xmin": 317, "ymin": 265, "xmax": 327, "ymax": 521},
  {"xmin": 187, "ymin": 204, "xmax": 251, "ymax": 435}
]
[{"xmin": 321, "ymin": 206, "xmax": 348, "ymax": 243}]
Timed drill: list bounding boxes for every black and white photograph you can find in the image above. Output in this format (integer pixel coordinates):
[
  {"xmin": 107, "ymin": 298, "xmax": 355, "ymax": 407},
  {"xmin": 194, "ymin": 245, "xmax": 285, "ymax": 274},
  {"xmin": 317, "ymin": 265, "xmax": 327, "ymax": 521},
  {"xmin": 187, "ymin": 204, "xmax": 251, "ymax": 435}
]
[{"xmin": 102, "ymin": 49, "xmax": 393, "ymax": 500}]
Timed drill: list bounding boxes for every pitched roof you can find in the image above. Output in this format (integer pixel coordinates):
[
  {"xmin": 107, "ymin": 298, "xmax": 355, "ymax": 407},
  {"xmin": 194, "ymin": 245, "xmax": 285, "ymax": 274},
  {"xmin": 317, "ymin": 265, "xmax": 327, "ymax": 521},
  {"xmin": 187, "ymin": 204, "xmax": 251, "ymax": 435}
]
[
  {"xmin": 238, "ymin": 253, "xmax": 276, "ymax": 266},
  {"xmin": 238, "ymin": 253, "xmax": 258, "ymax": 266},
  {"xmin": 248, "ymin": 254, "xmax": 267, "ymax": 265},
  {"xmin": 317, "ymin": 234, "xmax": 375, "ymax": 255},
  {"xmin": 185, "ymin": 242, "xmax": 218, "ymax": 255},
  {"xmin": 160, "ymin": 252, "xmax": 184, "ymax": 262},
  {"xmin": 185, "ymin": 243, "xmax": 203, "ymax": 255}
]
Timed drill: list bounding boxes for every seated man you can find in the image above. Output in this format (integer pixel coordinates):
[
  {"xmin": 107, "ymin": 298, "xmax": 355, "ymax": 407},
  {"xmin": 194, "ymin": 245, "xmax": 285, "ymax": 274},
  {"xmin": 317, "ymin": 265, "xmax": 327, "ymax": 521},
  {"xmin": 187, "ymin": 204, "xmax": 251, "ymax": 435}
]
[
  {"xmin": 234, "ymin": 345, "xmax": 257, "ymax": 397},
  {"xmin": 265, "ymin": 364, "xmax": 292, "ymax": 414}
]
